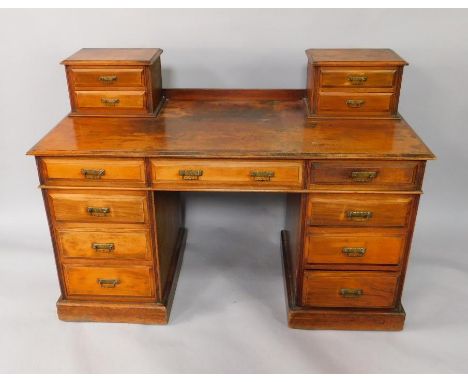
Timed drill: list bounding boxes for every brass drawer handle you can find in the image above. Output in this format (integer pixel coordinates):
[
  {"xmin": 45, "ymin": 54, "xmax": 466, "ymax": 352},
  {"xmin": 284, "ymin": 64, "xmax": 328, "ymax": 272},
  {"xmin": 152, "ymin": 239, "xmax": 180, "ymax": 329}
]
[
  {"xmin": 81, "ymin": 168, "xmax": 106, "ymax": 179},
  {"xmin": 340, "ymin": 288, "xmax": 363, "ymax": 298},
  {"xmin": 97, "ymin": 278, "xmax": 120, "ymax": 288},
  {"xmin": 87, "ymin": 207, "xmax": 110, "ymax": 217},
  {"xmin": 342, "ymin": 247, "xmax": 367, "ymax": 257},
  {"xmin": 346, "ymin": 210, "xmax": 373, "ymax": 221},
  {"xmin": 347, "ymin": 75, "xmax": 368, "ymax": 84},
  {"xmin": 101, "ymin": 98, "xmax": 120, "ymax": 106},
  {"xmin": 250, "ymin": 170, "xmax": 275, "ymax": 181},
  {"xmin": 346, "ymin": 99, "xmax": 365, "ymax": 108},
  {"xmin": 350, "ymin": 171, "xmax": 378, "ymax": 182},
  {"xmin": 92, "ymin": 243, "xmax": 115, "ymax": 252},
  {"xmin": 99, "ymin": 75, "xmax": 118, "ymax": 82},
  {"xmin": 179, "ymin": 169, "xmax": 203, "ymax": 180}
]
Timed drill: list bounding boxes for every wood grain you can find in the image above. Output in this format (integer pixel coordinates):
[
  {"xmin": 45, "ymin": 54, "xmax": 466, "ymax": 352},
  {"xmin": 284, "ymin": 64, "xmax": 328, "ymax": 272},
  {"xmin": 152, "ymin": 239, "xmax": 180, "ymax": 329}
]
[{"xmin": 26, "ymin": 97, "xmax": 434, "ymax": 160}]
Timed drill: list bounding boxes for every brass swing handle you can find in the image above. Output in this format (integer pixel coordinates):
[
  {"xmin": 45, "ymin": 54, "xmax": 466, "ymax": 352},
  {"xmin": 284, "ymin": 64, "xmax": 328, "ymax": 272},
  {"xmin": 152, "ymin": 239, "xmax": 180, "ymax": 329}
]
[
  {"xmin": 101, "ymin": 98, "xmax": 120, "ymax": 106},
  {"xmin": 250, "ymin": 170, "xmax": 275, "ymax": 181},
  {"xmin": 342, "ymin": 247, "xmax": 366, "ymax": 257},
  {"xmin": 97, "ymin": 278, "xmax": 120, "ymax": 288},
  {"xmin": 99, "ymin": 75, "xmax": 118, "ymax": 82},
  {"xmin": 179, "ymin": 169, "xmax": 204, "ymax": 180},
  {"xmin": 87, "ymin": 207, "xmax": 111, "ymax": 217},
  {"xmin": 340, "ymin": 288, "xmax": 363, "ymax": 298},
  {"xmin": 92, "ymin": 243, "xmax": 115, "ymax": 252},
  {"xmin": 81, "ymin": 168, "xmax": 106, "ymax": 179},
  {"xmin": 346, "ymin": 210, "xmax": 373, "ymax": 221},
  {"xmin": 347, "ymin": 75, "xmax": 368, "ymax": 84},
  {"xmin": 350, "ymin": 171, "xmax": 378, "ymax": 182},
  {"xmin": 346, "ymin": 99, "xmax": 365, "ymax": 108}
]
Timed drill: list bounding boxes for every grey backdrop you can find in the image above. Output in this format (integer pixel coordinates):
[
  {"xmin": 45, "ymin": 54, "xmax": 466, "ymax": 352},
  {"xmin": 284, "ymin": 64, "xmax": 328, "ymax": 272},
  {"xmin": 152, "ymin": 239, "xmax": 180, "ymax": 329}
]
[{"xmin": 0, "ymin": 9, "xmax": 467, "ymax": 373}]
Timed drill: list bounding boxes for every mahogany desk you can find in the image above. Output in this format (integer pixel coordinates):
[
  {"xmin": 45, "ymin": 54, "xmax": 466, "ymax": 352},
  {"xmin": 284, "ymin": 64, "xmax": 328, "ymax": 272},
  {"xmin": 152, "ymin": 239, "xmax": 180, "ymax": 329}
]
[{"xmin": 28, "ymin": 89, "xmax": 435, "ymax": 330}]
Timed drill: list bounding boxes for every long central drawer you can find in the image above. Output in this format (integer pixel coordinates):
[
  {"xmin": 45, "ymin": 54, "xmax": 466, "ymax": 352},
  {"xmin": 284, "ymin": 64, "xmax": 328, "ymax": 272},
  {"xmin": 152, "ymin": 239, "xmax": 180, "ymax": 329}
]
[{"xmin": 151, "ymin": 159, "xmax": 304, "ymax": 189}]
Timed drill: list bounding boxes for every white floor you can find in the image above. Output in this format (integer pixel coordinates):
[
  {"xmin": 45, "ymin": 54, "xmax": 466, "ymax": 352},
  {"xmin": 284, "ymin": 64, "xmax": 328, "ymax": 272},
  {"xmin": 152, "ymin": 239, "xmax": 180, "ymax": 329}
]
[{"xmin": 1, "ymin": 193, "xmax": 467, "ymax": 373}]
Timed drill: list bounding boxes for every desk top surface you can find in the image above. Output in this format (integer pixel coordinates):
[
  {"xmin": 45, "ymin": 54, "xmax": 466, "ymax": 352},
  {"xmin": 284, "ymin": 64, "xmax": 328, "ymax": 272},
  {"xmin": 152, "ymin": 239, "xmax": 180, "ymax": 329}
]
[{"xmin": 28, "ymin": 90, "xmax": 434, "ymax": 160}]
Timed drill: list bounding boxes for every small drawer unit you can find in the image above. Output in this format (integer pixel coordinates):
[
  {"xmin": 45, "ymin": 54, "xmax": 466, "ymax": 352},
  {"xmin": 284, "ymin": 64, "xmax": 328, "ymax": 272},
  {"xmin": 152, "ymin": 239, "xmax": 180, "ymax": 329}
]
[
  {"xmin": 305, "ymin": 49, "xmax": 407, "ymax": 118},
  {"xmin": 62, "ymin": 48, "xmax": 163, "ymax": 116}
]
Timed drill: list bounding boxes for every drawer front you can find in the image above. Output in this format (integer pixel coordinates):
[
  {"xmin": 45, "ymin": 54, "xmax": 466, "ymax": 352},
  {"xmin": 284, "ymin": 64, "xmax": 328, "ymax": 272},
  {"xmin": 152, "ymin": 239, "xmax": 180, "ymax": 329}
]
[
  {"xmin": 70, "ymin": 67, "xmax": 145, "ymax": 88},
  {"xmin": 151, "ymin": 159, "xmax": 303, "ymax": 189},
  {"xmin": 305, "ymin": 228, "xmax": 405, "ymax": 265},
  {"xmin": 48, "ymin": 190, "xmax": 148, "ymax": 224},
  {"xmin": 320, "ymin": 68, "xmax": 397, "ymax": 88},
  {"xmin": 41, "ymin": 158, "xmax": 147, "ymax": 186},
  {"xmin": 74, "ymin": 90, "xmax": 146, "ymax": 110},
  {"xmin": 302, "ymin": 271, "xmax": 399, "ymax": 308},
  {"xmin": 317, "ymin": 93, "xmax": 393, "ymax": 114},
  {"xmin": 307, "ymin": 194, "xmax": 413, "ymax": 227},
  {"xmin": 63, "ymin": 265, "xmax": 154, "ymax": 298},
  {"xmin": 57, "ymin": 228, "xmax": 151, "ymax": 260},
  {"xmin": 309, "ymin": 161, "xmax": 421, "ymax": 190}
]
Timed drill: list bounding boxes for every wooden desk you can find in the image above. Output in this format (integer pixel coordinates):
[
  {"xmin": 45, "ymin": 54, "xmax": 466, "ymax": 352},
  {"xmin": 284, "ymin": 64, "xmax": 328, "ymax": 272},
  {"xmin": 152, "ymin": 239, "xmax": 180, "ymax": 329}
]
[{"xmin": 28, "ymin": 89, "xmax": 434, "ymax": 330}]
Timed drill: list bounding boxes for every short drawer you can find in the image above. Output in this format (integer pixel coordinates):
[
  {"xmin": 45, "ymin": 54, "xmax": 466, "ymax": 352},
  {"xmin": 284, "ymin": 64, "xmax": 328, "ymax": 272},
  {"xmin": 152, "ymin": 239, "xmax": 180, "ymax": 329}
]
[
  {"xmin": 307, "ymin": 194, "xmax": 414, "ymax": 227},
  {"xmin": 56, "ymin": 228, "xmax": 151, "ymax": 260},
  {"xmin": 302, "ymin": 271, "xmax": 399, "ymax": 308},
  {"xmin": 305, "ymin": 228, "xmax": 406, "ymax": 265},
  {"xmin": 74, "ymin": 90, "xmax": 146, "ymax": 111},
  {"xmin": 308, "ymin": 160, "xmax": 422, "ymax": 191},
  {"xmin": 41, "ymin": 157, "xmax": 147, "ymax": 187},
  {"xmin": 63, "ymin": 264, "xmax": 155, "ymax": 298},
  {"xmin": 317, "ymin": 92, "xmax": 394, "ymax": 115},
  {"xmin": 320, "ymin": 68, "xmax": 397, "ymax": 88},
  {"xmin": 69, "ymin": 67, "xmax": 145, "ymax": 88},
  {"xmin": 48, "ymin": 190, "xmax": 148, "ymax": 224},
  {"xmin": 151, "ymin": 159, "xmax": 303, "ymax": 189}
]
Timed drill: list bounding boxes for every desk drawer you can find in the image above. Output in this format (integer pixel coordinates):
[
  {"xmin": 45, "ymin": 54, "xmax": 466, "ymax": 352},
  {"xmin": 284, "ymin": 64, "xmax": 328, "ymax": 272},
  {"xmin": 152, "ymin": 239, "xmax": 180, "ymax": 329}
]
[
  {"xmin": 41, "ymin": 158, "xmax": 147, "ymax": 187},
  {"xmin": 56, "ymin": 228, "xmax": 151, "ymax": 260},
  {"xmin": 151, "ymin": 159, "xmax": 303, "ymax": 189},
  {"xmin": 305, "ymin": 228, "xmax": 405, "ymax": 265},
  {"xmin": 317, "ymin": 92, "xmax": 393, "ymax": 115},
  {"xmin": 74, "ymin": 90, "xmax": 146, "ymax": 111},
  {"xmin": 48, "ymin": 190, "xmax": 148, "ymax": 224},
  {"xmin": 302, "ymin": 271, "xmax": 398, "ymax": 308},
  {"xmin": 320, "ymin": 68, "xmax": 397, "ymax": 89},
  {"xmin": 63, "ymin": 264, "xmax": 154, "ymax": 298},
  {"xmin": 307, "ymin": 194, "xmax": 413, "ymax": 227},
  {"xmin": 308, "ymin": 160, "xmax": 421, "ymax": 191},
  {"xmin": 69, "ymin": 67, "xmax": 145, "ymax": 88}
]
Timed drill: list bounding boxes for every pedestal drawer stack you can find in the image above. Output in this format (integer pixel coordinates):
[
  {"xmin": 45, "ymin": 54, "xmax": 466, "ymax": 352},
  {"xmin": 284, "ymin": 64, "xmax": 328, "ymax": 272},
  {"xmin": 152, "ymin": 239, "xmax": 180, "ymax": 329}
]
[
  {"xmin": 38, "ymin": 157, "xmax": 159, "ymax": 304},
  {"xmin": 293, "ymin": 157, "xmax": 425, "ymax": 328}
]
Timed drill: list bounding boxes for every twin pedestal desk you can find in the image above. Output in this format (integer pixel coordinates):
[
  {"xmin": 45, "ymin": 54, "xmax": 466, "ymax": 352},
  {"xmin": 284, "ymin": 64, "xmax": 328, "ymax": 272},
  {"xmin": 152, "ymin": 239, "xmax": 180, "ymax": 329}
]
[{"xmin": 28, "ymin": 48, "xmax": 435, "ymax": 330}]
